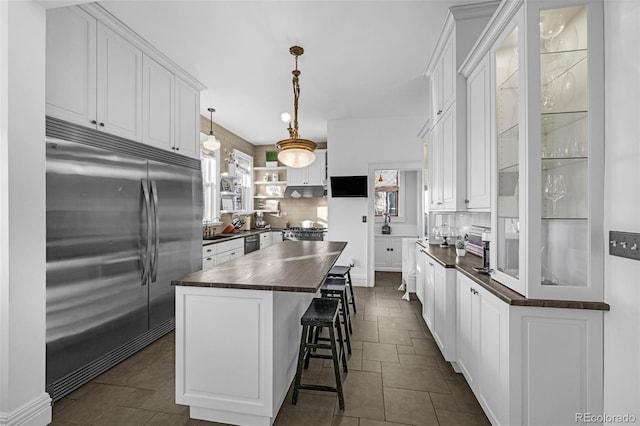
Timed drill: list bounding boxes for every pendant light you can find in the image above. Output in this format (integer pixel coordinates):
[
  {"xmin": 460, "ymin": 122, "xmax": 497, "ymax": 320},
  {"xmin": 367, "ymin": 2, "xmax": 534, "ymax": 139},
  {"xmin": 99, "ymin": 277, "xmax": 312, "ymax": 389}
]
[
  {"xmin": 275, "ymin": 46, "xmax": 317, "ymax": 168},
  {"xmin": 203, "ymin": 108, "xmax": 221, "ymax": 151}
]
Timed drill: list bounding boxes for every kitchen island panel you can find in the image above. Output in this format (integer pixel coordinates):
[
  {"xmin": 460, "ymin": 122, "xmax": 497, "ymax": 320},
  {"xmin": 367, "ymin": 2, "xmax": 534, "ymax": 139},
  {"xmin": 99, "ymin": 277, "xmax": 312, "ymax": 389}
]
[{"xmin": 176, "ymin": 285, "xmax": 316, "ymax": 426}]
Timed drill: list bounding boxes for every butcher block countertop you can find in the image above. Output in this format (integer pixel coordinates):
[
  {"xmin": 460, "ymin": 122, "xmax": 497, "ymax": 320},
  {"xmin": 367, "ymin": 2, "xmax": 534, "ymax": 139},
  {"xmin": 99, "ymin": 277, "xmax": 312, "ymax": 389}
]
[
  {"xmin": 173, "ymin": 241, "xmax": 347, "ymax": 293},
  {"xmin": 417, "ymin": 240, "xmax": 610, "ymax": 311}
]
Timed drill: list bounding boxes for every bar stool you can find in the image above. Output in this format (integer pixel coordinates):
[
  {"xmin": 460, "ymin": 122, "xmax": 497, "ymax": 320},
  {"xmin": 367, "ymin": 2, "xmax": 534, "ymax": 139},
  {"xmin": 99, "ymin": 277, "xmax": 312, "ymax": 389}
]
[
  {"xmin": 328, "ymin": 265, "xmax": 356, "ymax": 314},
  {"xmin": 292, "ymin": 297, "xmax": 346, "ymax": 410},
  {"xmin": 320, "ymin": 277, "xmax": 352, "ymax": 356}
]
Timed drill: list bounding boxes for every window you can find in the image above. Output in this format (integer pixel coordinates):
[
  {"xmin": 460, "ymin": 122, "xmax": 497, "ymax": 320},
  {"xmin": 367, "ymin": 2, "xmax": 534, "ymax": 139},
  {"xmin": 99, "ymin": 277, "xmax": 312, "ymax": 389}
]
[
  {"xmin": 374, "ymin": 169, "xmax": 399, "ymax": 216},
  {"xmin": 202, "ymin": 152, "xmax": 219, "ymax": 223}
]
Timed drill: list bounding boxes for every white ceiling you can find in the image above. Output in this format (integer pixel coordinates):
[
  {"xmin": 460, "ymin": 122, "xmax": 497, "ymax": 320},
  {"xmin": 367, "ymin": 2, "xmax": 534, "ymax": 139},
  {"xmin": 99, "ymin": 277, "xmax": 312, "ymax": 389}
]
[{"xmin": 99, "ymin": 0, "xmax": 486, "ymax": 145}]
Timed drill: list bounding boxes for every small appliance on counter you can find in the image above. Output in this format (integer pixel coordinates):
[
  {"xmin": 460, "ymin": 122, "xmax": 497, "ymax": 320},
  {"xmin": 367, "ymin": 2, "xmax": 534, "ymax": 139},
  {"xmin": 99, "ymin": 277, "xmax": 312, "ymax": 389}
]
[
  {"xmin": 382, "ymin": 214, "xmax": 391, "ymax": 234},
  {"xmin": 255, "ymin": 211, "xmax": 269, "ymax": 229}
]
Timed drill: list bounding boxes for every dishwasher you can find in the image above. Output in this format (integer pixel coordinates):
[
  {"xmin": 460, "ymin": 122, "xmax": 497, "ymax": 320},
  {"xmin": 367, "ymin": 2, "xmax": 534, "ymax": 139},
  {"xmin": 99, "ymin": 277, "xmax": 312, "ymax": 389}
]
[{"xmin": 244, "ymin": 234, "xmax": 260, "ymax": 254}]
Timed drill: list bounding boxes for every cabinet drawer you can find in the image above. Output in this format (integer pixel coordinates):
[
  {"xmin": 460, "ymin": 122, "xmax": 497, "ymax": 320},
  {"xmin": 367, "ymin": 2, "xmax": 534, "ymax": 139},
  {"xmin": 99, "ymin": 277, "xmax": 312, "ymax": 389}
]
[
  {"xmin": 216, "ymin": 238, "xmax": 244, "ymax": 253},
  {"xmin": 202, "ymin": 245, "xmax": 216, "ymax": 257}
]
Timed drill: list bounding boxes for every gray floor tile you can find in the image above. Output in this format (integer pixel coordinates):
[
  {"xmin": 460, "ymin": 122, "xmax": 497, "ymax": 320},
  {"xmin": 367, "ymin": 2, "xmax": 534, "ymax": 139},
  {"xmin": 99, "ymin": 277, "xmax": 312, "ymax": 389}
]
[
  {"xmin": 383, "ymin": 387, "xmax": 439, "ymax": 426},
  {"xmin": 51, "ymin": 272, "xmax": 490, "ymax": 426}
]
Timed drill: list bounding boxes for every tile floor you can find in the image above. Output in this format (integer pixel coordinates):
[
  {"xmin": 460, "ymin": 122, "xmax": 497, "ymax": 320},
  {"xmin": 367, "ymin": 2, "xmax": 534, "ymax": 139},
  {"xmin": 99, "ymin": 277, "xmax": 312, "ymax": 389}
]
[{"xmin": 51, "ymin": 272, "xmax": 489, "ymax": 426}]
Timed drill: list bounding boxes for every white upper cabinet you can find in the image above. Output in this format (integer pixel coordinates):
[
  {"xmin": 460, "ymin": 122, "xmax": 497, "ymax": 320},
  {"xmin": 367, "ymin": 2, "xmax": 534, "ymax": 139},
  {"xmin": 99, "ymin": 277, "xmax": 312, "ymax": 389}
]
[
  {"xmin": 287, "ymin": 149, "xmax": 326, "ymax": 186},
  {"xmin": 174, "ymin": 79, "xmax": 200, "ymax": 158},
  {"xmin": 46, "ymin": 4, "xmax": 205, "ymax": 157},
  {"xmin": 96, "ymin": 23, "xmax": 143, "ymax": 142},
  {"xmin": 431, "ymin": 33, "xmax": 456, "ymax": 125},
  {"xmin": 458, "ymin": 0, "xmax": 604, "ymax": 301},
  {"xmin": 143, "ymin": 55, "xmax": 174, "ymax": 151},
  {"xmin": 425, "ymin": 2, "xmax": 498, "ymax": 212},
  {"xmin": 464, "ymin": 55, "xmax": 491, "ymax": 211},
  {"xmin": 46, "ymin": 7, "xmax": 97, "ymax": 129}
]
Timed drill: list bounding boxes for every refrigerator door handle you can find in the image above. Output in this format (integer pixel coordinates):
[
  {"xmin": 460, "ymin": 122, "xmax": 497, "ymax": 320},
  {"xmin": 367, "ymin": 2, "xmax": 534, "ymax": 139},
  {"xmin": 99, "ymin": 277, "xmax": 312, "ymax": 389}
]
[
  {"xmin": 141, "ymin": 179, "xmax": 152, "ymax": 286},
  {"xmin": 150, "ymin": 180, "xmax": 160, "ymax": 283}
]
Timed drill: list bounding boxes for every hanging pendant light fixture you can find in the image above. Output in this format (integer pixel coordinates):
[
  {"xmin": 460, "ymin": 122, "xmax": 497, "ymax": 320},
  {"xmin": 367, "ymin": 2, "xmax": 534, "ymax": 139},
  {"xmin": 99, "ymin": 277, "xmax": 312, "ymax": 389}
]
[
  {"xmin": 203, "ymin": 108, "xmax": 221, "ymax": 151},
  {"xmin": 275, "ymin": 46, "xmax": 317, "ymax": 168}
]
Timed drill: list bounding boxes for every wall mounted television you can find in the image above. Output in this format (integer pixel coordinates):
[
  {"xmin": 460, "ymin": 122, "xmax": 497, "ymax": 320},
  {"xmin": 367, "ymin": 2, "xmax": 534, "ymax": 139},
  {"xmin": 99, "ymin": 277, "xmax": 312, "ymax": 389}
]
[{"xmin": 330, "ymin": 175, "xmax": 368, "ymax": 197}]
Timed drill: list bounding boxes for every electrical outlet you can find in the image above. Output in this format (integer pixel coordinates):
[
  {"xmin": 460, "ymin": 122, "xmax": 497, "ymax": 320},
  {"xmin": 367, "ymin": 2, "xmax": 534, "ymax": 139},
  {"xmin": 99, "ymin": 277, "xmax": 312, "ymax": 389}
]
[
  {"xmin": 362, "ymin": 216, "xmax": 367, "ymax": 223},
  {"xmin": 609, "ymin": 231, "xmax": 640, "ymax": 261}
]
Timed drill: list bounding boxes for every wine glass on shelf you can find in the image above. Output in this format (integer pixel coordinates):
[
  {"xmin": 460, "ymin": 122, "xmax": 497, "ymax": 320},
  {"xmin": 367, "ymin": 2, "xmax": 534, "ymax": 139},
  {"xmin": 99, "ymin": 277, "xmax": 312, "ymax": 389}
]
[{"xmin": 543, "ymin": 174, "xmax": 567, "ymax": 216}]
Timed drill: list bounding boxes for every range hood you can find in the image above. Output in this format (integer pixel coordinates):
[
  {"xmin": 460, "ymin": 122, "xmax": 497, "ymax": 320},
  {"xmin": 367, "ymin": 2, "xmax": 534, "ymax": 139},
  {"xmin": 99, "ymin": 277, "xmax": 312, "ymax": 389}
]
[{"xmin": 283, "ymin": 186, "xmax": 326, "ymax": 198}]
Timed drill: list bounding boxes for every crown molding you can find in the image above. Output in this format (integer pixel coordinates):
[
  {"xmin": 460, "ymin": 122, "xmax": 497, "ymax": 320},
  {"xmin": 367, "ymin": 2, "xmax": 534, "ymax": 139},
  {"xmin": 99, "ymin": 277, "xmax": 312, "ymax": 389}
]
[{"xmin": 459, "ymin": 0, "xmax": 524, "ymax": 77}]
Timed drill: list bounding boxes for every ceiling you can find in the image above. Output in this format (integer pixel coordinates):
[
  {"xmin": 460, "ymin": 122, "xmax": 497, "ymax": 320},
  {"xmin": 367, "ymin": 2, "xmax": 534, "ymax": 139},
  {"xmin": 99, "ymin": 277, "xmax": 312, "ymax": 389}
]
[{"xmin": 99, "ymin": 0, "xmax": 487, "ymax": 145}]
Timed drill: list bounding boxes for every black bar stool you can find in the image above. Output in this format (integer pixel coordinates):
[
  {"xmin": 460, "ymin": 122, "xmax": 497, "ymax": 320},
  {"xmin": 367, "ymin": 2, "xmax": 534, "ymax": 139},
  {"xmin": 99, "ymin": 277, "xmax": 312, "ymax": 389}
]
[
  {"xmin": 328, "ymin": 265, "xmax": 356, "ymax": 314},
  {"xmin": 292, "ymin": 297, "xmax": 346, "ymax": 410},
  {"xmin": 320, "ymin": 277, "xmax": 352, "ymax": 355}
]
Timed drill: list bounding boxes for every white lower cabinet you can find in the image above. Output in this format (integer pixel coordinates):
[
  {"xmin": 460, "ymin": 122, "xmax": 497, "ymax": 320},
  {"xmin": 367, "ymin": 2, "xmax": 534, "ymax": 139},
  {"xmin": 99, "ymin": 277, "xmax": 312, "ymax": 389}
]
[
  {"xmin": 271, "ymin": 231, "xmax": 283, "ymax": 244},
  {"xmin": 375, "ymin": 236, "xmax": 403, "ymax": 271},
  {"xmin": 415, "ymin": 245, "xmax": 425, "ymax": 304},
  {"xmin": 419, "ymin": 253, "xmax": 456, "ymax": 362},
  {"xmin": 259, "ymin": 232, "xmax": 271, "ymax": 249},
  {"xmin": 201, "ymin": 238, "xmax": 244, "ymax": 269},
  {"xmin": 455, "ymin": 272, "xmax": 604, "ymax": 426}
]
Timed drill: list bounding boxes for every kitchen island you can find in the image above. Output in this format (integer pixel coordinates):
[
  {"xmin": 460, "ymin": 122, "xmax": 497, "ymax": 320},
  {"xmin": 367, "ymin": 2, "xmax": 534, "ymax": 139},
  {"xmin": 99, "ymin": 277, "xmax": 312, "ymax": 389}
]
[{"xmin": 172, "ymin": 241, "xmax": 347, "ymax": 426}]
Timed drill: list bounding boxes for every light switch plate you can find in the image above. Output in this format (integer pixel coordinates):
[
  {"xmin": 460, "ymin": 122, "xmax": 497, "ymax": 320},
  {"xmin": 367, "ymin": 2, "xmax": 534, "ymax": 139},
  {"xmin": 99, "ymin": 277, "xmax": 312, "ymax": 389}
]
[{"xmin": 609, "ymin": 231, "xmax": 640, "ymax": 261}]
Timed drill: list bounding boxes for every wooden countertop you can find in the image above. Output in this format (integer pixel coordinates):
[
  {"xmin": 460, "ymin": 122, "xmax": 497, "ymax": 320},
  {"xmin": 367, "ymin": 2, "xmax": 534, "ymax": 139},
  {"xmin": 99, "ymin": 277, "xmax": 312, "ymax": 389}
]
[
  {"xmin": 174, "ymin": 241, "xmax": 347, "ymax": 293},
  {"xmin": 416, "ymin": 240, "xmax": 610, "ymax": 311}
]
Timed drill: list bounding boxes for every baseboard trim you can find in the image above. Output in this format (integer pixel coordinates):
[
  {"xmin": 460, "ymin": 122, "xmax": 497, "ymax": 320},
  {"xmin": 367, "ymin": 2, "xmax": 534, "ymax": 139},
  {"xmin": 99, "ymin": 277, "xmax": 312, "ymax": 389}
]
[
  {"xmin": 350, "ymin": 274, "xmax": 372, "ymax": 287},
  {"xmin": 0, "ymin": 393, "xmax": 51, "ymax": 426}
]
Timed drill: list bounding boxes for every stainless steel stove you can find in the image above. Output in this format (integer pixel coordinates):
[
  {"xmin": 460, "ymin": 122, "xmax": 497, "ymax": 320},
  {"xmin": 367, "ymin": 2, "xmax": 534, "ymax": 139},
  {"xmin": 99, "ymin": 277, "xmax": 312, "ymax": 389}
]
[{"xmin": 282, "ymin": 227, "xmax": 326, "ymax": 241}]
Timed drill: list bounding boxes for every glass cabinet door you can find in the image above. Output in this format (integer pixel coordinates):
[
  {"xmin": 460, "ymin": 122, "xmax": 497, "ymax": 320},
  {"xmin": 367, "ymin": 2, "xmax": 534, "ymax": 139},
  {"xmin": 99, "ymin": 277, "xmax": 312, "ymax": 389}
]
[
  {"xmin": 494, "ymin": 23, "xmax": 522, "ymax": 291},
  {"xmin": 539, "ymin": 5, "xmax": 589, "ymax": 288}
]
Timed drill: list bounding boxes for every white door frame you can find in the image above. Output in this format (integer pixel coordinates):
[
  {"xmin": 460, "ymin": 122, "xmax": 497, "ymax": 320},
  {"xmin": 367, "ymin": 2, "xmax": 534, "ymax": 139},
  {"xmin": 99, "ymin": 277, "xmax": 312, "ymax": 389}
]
[{"xmin": 367, "ymin": 161, "xmax": 422, "ymax": 286}]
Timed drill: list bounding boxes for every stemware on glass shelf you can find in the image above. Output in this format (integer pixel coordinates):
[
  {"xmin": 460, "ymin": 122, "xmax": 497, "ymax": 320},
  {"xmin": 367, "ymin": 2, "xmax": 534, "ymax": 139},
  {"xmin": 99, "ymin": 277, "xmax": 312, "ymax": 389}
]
[{"xmin": 543, "ymin": 174, "xmax": 567, "ymax": 216}]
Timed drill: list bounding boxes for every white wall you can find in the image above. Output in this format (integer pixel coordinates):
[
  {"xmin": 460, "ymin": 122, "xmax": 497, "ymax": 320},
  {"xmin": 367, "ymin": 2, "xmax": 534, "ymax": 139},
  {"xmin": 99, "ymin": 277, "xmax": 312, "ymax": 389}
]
[
  {"xmin": 603, "ymin": 0, "xmax": 640, "ymax": 419},
  {"xmin": 327, "ymin": 116, "xmax": 424, "ymax": 286},
  {"xmin": 0, "ymin": 1, "xmax": 51, "ymax": 425}
]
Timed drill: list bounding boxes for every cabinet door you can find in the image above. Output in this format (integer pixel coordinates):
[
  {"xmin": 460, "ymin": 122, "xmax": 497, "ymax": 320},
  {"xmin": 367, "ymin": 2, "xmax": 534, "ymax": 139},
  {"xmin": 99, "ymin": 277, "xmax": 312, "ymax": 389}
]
[
  {"xmin": 415, "ymin": 246, "xmax": 425, "ymax": 304},
  {"xmin": 46, "ymin": 7, "xmax": 97, "ymax": 128},
  {"xmin": 431, "ymin": 66, "xmax": 442, "ymax": 125},
  {"xmin": 374, "ymin": 237, "xmax": 388, "ymax": 268},
  {"xmin": 96, "ymin": 23, "xmax": 143, "ymax": 142},
  {"xmin": 477, "ymin": 285, "xmax": 508, "ymax": 424},
  {"xmin": 286, "ymin": 166, "xmax": 306, "ymax": 186},
  {"xmin": 306, "ymin": 149, "xmax": 326, "ymax": 185},
  {"xmin": 174, "ymin": 79, "xmax": 200, "ymax": 159},
  {"xmin": 440, "ymin": 33, "xmax": 456, "ymax": 114},
  {"xmin": 432, "ymin": 263, "xmax": 447, "ymax": 350},
  {"xmin": 456, "ymin": 274, "xmax": 479, "ymax": 387},
  {"xmin": 440, "ymin": 106, "xmax": 457, "ymax": 210},
  {"xmin": 271, "ymin": 231, "xmax": 283, "ymax": 244},
  {"xmin": 466, "ymin": 56, "xmax": 491, "ymax": 210},
  {"xmin": 423, "ymin": 258, "xmax": 435, "ymax": 330},
  {"xmin": 142, "ymin": 55, "xmax": 174, "ymax": 151},
  {"xmin": 428, "ymin": 124, "xmax": 443, "ymax": 209},
  {"xmin": 389, "ymin": 237, "xmax": 403, "ymax": 269}
]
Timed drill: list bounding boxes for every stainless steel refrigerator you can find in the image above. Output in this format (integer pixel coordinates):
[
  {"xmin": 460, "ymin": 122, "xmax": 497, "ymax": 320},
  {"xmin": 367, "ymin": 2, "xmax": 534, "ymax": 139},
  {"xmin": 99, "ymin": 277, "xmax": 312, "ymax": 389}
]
[{"xmin": 45, "ymin": 117, "xmax": 202, "ymax": 400}]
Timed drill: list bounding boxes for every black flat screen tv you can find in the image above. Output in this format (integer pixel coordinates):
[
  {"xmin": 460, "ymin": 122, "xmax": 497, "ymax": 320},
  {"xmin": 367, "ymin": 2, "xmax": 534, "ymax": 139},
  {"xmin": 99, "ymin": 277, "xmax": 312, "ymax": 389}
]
[{"xmin": 330, "ymin": 175, "xmax": 368, "ymax": 197}]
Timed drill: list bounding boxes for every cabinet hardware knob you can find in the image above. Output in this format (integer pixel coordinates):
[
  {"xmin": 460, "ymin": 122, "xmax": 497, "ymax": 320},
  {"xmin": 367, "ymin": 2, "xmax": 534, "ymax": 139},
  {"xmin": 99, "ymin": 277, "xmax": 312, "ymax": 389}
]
[
  {"xmin": 465, "ymin": 199, "xmax": 469, "ymax": 203},
  {"xmin": 231, "ymin": 252, "xmax": 235, "ymax": 255},
  {"xmin": 90, "ymin": 120, "xmax": 97, "ymax": 125},
  {"xmin": 437, "ymin": 202, "xmax": 443, "ymax": 205},
  {"xmin": 437, "ymin": 110, "xmax": 442, "ymax": 115},
  {"xmin": 609, "ymin": 240, "xmax": 617, "ymax": 247},
  {"xmin": 176, "ymin": 147, "xmax": 180, "ymax": 151},
  {"xmin": 99, "ymin": 122, "xmax": 104, "ymax": 127}
]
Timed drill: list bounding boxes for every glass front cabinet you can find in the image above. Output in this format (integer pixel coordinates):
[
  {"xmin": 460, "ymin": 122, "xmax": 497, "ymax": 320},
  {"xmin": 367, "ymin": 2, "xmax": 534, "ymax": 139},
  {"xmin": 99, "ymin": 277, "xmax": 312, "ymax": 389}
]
[{"xmin": 470, "ymin": 0, "xmax": 604, "ymax": 301}]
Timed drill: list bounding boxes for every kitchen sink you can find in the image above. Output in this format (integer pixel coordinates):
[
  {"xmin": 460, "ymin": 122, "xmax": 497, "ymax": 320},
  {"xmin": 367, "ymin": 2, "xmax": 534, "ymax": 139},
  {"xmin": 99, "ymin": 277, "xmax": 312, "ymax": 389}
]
[{"xmin": 204, "ymin": 235, "xmax": 233, "ymax": 241}]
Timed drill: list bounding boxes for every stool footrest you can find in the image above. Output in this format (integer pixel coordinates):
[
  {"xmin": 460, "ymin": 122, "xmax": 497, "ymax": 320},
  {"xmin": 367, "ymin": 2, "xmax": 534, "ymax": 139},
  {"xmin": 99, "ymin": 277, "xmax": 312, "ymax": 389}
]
[
  {"xmin": 305, "ymin": 343, "xmax": 332, "ymax": 350},
  {"xmin": 306, "ymin": 353, "xmax": 333, "ymax": 360},
  {"xmin": 298, "ymin": 384, "xmax": 340, "ymax": 393}
]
